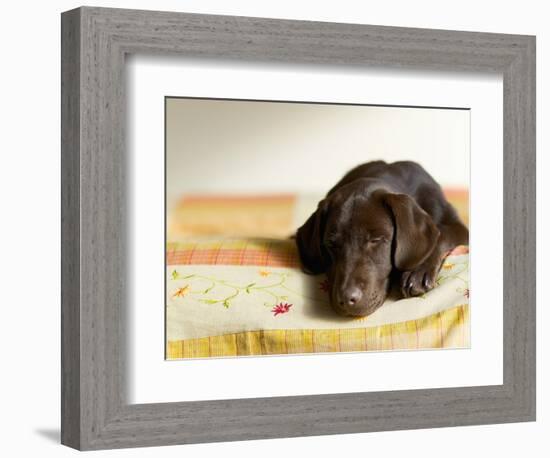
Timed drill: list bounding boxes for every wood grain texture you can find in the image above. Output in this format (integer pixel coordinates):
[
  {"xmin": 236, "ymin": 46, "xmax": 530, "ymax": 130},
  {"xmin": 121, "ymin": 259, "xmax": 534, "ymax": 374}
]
[
  {"xmin": 61, "ymin": 6, "xmax": 536, "ymax": 450},
  {"xmin": 60, "ymin": 7, "xmax": 81, "ymax": 450}
]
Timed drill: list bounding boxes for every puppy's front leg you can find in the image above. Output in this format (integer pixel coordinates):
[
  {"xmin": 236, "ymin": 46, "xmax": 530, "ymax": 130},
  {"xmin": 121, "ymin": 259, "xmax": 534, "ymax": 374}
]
[
  {"xmin": 400, "ymin": 220, "xmax": 468, "ymax": 298},
  {"xmin": 400, "ymin": 251, "xmax": 443, "ymax": 298}
]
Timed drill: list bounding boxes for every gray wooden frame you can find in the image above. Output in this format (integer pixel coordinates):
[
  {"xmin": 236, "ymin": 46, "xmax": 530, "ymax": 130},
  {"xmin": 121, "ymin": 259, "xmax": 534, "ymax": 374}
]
[{"xmin": 61, "ymin": 6, "xmax": 536, "ymax": 451}]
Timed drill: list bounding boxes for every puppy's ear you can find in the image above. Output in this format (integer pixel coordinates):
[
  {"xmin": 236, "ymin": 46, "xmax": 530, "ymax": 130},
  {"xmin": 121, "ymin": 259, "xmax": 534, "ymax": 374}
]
[
  {"xmin": 384, "ymin": 193, "xmax": 440, "ymax": 271},
  {"xmin": 295, "ymin": 200, "xmax": 329, "ymax": 274}
]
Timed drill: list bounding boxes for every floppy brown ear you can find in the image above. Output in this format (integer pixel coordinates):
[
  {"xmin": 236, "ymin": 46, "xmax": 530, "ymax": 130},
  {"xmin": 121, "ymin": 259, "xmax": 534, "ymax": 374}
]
[
  {"xmin": 384, "ymin": 193, "xmax": 440, "ymax": 271},
  {"xmin": 295, "ymin": 200, "xmax": 329, "ymax": 274}
]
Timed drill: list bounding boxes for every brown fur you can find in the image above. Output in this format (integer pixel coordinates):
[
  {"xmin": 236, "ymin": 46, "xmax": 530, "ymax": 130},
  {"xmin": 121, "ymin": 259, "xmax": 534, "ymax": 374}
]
[{"xmin": 295, "ymin": 160, "xmax": 468, "ymax": 317}]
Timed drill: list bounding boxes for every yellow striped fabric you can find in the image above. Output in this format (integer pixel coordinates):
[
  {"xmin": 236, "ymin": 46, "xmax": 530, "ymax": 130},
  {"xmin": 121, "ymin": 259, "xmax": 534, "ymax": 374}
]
[
  {"xmin": 167, "ymin": 303, "xmax": 469, "ymax": 359},
  {"xmin": 167, "ymin": 189, "xmax": 468, "ymax": 240},
  {"xmin": 168, "ymin": 194, "xmax": 296, "ymax": 238}
]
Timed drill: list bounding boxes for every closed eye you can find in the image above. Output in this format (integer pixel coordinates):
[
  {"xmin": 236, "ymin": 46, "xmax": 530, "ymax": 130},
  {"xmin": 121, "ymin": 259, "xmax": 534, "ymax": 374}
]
[{"xmin": 368, "ymin": 237, "xmax": 386, "ymax": 245}]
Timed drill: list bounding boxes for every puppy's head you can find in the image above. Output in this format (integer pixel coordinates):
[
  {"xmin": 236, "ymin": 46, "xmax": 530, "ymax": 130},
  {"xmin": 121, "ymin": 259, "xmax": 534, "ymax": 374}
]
[{"xmin": 296, "ymin": 180, "xmax": 439, "ymax": 317}]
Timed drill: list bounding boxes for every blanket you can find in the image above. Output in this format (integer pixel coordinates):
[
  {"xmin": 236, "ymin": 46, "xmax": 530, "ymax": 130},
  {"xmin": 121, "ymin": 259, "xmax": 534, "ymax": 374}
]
[
  {"xmin": 166, "ymin": 238, "xmax": 469, "ymax": 359},
  {"xmin": 166, "ymin": 189, "xmax": 469, "ymax": 359}
]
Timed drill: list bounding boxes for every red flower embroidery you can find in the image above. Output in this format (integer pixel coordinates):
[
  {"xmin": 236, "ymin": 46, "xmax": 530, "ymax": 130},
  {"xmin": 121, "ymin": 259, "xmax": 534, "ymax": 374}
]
[
  {"xmin": 319, "ymin": 278, "xmax": 330, "ymax": 293},
  {"xmin": 272, "ymin": 302, "xmax": 292, "ymax": 316}
]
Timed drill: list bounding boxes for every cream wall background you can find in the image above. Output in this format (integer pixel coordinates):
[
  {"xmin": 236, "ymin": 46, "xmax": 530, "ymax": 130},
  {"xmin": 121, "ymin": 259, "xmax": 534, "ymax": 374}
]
[
  {"xmin": 166, "ymin": 98, "xmax": 469, "ymax": 201},
  {"xmin": 0, "ymin": 1, "xmax": 546, "ymax": 457}
]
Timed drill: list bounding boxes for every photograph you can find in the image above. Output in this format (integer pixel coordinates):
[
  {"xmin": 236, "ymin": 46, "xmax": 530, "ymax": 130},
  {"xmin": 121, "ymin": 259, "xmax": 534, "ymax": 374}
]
[{"xmin": 165, "ymin": 97, "xmax": 470, "ymax": 359}]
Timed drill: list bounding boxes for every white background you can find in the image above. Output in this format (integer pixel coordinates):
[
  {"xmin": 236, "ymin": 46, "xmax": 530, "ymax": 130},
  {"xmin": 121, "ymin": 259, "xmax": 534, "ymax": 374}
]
[
  {"xmin": 165, "ymin": 97, "xmax": 470, "ymax": 200},
  {"xmin": 129, "ymin": 57, "xmax": 502, "ymax": 404},
  {"xmin": 0, "ymin": 1, "xmax": 546, "ymax": 457}
]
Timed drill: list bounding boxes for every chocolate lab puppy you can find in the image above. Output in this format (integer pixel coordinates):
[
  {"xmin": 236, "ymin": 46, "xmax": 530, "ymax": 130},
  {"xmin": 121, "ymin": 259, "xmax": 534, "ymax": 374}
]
[{"xmin": 296, "ymin": 160, "xmax": 468, "ymax": 317}]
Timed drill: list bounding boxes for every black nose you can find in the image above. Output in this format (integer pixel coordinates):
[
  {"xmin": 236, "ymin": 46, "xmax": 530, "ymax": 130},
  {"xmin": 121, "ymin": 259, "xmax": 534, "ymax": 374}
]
[{"xmin": 340, "ymin": 287, "xmax": 363, "ymax": 307}]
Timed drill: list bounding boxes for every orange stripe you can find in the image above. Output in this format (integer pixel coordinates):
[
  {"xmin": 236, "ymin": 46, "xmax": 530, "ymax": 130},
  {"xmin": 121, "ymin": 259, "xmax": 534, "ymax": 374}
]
[
  {"xmin": 442, "ymin": 188, "xmax": 469, "ymax": 198},
  {"xmin": 180, "ymin": 194, "xmax": 295, "ymax": 204},
  {"xmin": 167, "ymin": 248, "xmax": 300, "ymax": 267}
]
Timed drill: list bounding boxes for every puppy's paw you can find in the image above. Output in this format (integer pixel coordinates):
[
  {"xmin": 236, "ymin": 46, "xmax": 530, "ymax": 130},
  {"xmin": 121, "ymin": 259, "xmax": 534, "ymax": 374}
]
[{"xmin": 400, "ymin": 261, "xmax": 441, "ymax": 298}]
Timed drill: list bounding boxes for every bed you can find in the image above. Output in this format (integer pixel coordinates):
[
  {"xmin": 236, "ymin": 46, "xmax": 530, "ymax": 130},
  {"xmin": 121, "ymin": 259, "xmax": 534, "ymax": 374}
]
[{"xmin": 166, "ymin": 190, "xmax": 469, "ymax": 359}]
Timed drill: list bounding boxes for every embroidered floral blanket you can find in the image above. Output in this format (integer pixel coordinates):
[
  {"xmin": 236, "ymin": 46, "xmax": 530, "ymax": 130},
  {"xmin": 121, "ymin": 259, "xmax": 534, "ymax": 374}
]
[
  {"xmin": 165, "ymin": 190, "xmax": 469, "ymax": 359},
  {"xmin": 166, "ymin": 238, "xmax": 469, "ymax": 359}
]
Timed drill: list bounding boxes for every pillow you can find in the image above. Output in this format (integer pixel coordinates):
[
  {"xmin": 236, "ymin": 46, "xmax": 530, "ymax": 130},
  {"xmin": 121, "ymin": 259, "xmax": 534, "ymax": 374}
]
[{"xmin": 167, "ymin": 189, "xmax": 468, "ymax": 240}]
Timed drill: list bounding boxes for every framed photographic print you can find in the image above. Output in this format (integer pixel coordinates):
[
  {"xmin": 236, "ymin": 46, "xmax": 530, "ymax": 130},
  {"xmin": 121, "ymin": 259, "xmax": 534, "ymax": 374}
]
[
  {"xmin": 61, "ymin": 6, "xmax": 536, "ymax": 450},
  {"xmin": 164, "ymin": 97, "xmax": 471, "ymax": 360}
]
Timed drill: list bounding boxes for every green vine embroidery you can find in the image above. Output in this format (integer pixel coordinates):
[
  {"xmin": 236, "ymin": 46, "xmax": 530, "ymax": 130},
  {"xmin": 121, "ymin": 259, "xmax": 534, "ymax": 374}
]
[
  {"xmin": 169, "ymin": 269, "xmax": 328, "ymax": 310},
  {"xmin": 169, "ymin": 255, "xmax": 468, "ymax": 310},
  {"xmin": 415, "ymin": 257, "xmax": 469, "ymax": 300}
]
